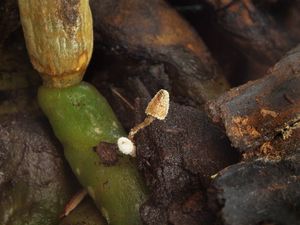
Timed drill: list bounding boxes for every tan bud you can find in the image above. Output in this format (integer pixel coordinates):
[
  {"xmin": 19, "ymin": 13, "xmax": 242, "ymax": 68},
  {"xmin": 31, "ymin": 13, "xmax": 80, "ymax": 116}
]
[{"xmin": 18, "ymin": 0, "xmax": 93, "ymax": 88}]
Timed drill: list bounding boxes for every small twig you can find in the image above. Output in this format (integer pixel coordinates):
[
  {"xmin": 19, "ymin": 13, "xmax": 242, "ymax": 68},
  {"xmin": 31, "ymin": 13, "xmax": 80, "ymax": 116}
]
[
  {"xmin": 59, "ymin": 189, "xmax": 88, "ymax": 218},
  {"xmin": 111, "ymin": 87, "xmax": 135, "ymax": 110}
]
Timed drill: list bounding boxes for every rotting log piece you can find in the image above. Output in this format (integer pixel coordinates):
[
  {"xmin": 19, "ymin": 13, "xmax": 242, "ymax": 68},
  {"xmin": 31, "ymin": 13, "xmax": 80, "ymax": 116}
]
[
  {"xmin": 134, "ymin": 99, "xmax": 239, "ymax": 225},
  {"xmin": 207, "ymin": 44, "xmax": 300, "ymax": 159},
  {"xmin": 255, "ymin": 0, "xmax": 300, "ymax": 43},
  {"xmin": 206, "ymin": 0, "xmax": 294, "ymax": 68},
  {"xmin": 209, "ymin": 152, "xmax": 300, "ymax": 225},
  {"xmin": 89, "ymin": 0, "xmax": 229, "ymax": 105},
  {"xmin": 0, "ymin": 113, "xmax": 74, "ymax": 225}
]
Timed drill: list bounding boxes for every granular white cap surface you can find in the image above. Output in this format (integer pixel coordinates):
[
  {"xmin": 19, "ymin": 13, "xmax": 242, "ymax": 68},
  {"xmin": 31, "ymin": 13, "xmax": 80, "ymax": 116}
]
[{"xmin": 117, "ymin": 137, "xmax": 136, "ymax": 157}]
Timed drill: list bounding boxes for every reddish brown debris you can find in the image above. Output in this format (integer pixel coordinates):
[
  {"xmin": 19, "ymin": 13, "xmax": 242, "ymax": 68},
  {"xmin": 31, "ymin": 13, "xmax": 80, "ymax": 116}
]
[
  {"xmin": 94, "ymin": 142, "xmax": 119, "ymax": 166},
  {"xmin": 207, "ymin": 44, "xmax": 300, "ymax": 156}
]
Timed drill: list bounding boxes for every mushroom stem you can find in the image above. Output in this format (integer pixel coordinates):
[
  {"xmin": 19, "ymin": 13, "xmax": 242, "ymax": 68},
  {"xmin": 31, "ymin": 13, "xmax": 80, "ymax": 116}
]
[
  {"xmin": 128, "ymin": 89, "xmax": 170, "ymax": 140},
  {"xmin": 128, "ymin": 116, "xmax": 155, "ymax": 140}
]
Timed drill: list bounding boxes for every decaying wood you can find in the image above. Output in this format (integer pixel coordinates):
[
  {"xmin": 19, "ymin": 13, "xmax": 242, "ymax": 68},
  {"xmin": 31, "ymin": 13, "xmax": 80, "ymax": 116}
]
[
  {"xmin": 0, "ymin": 112, "xmax": 77, "ymax": 224},
  {"xmin": 284, "ymin": 0, "xmax": 300, "ymax": 42},
  {"xmin": 0, "ymin": 36, "xmax": 40, "ymax": 115},
  {"xmin": 209, "ymin": 152, "xmax": 300, "ymax": 225},
  {"xmin": 135, "ymin": 99, "xmax": 238, "ymax": 225},
  {"xmin": 207, "ymin": 44, "xmax": 300, "ymax": 158},
  {"xmin": 206, "ymin": 0, "xmax": 295, "ymax": 80},
  {"xmin": 207, "ymin": 0, "xmax": 293, "ymax": 63},
  {"xmin": 89, "ymin": 0, "xmax": 229, "ymax": 105},
  {"xmin": 0, "ymin": 0, "xmax": 19, "ymax": 46}
]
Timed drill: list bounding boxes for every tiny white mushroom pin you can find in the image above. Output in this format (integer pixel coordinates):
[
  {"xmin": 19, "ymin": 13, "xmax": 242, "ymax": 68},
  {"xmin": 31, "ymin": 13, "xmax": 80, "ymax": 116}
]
[
  {"xmin": 117, "ymin": 89, "xmax": 170, "ymax": 157},
  {"xmin": 117, "ymin": 137, "xmax": 136, "ymax": 157}
]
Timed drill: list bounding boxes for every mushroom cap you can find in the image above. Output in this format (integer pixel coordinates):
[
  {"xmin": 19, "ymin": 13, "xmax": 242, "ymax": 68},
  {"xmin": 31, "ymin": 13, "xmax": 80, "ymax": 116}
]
[{"xmin": 145, "ymin": 89, "xmax": 169, "ymax": 120}]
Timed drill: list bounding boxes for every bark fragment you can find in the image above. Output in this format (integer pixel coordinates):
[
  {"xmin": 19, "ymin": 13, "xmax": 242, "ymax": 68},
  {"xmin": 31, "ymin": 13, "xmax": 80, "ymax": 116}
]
[
  {"xmin": 0, "ymin": 113, "xmax": 76, "ymax": 225},
  {"xmin": 89, "ymin": 0, "xmax": 229, "ymax": 105},
  {"xmin": 209, "ymin": 152, "xmax": 300, "ymax": 225},
  {"xmin": 207, "ymin": 0, "xmax": 293, "ymax": 66},
  {"xmin": 207, "ymin": 44, "xmax": 300, "ymax": 157},
  {"xmin": 135, "ymin": 99, "xmax": 239, "ymax": 224}
]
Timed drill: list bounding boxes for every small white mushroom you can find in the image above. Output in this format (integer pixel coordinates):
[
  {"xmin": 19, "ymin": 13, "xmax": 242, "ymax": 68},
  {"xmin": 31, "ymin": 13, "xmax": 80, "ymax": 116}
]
[
  {"xmin": 117, "ymin": 137, "xmax": 136, "ymax": 157},
  {"xmin": 128, "ymin": 89, "xmax": 170, "ymax": 140}
]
